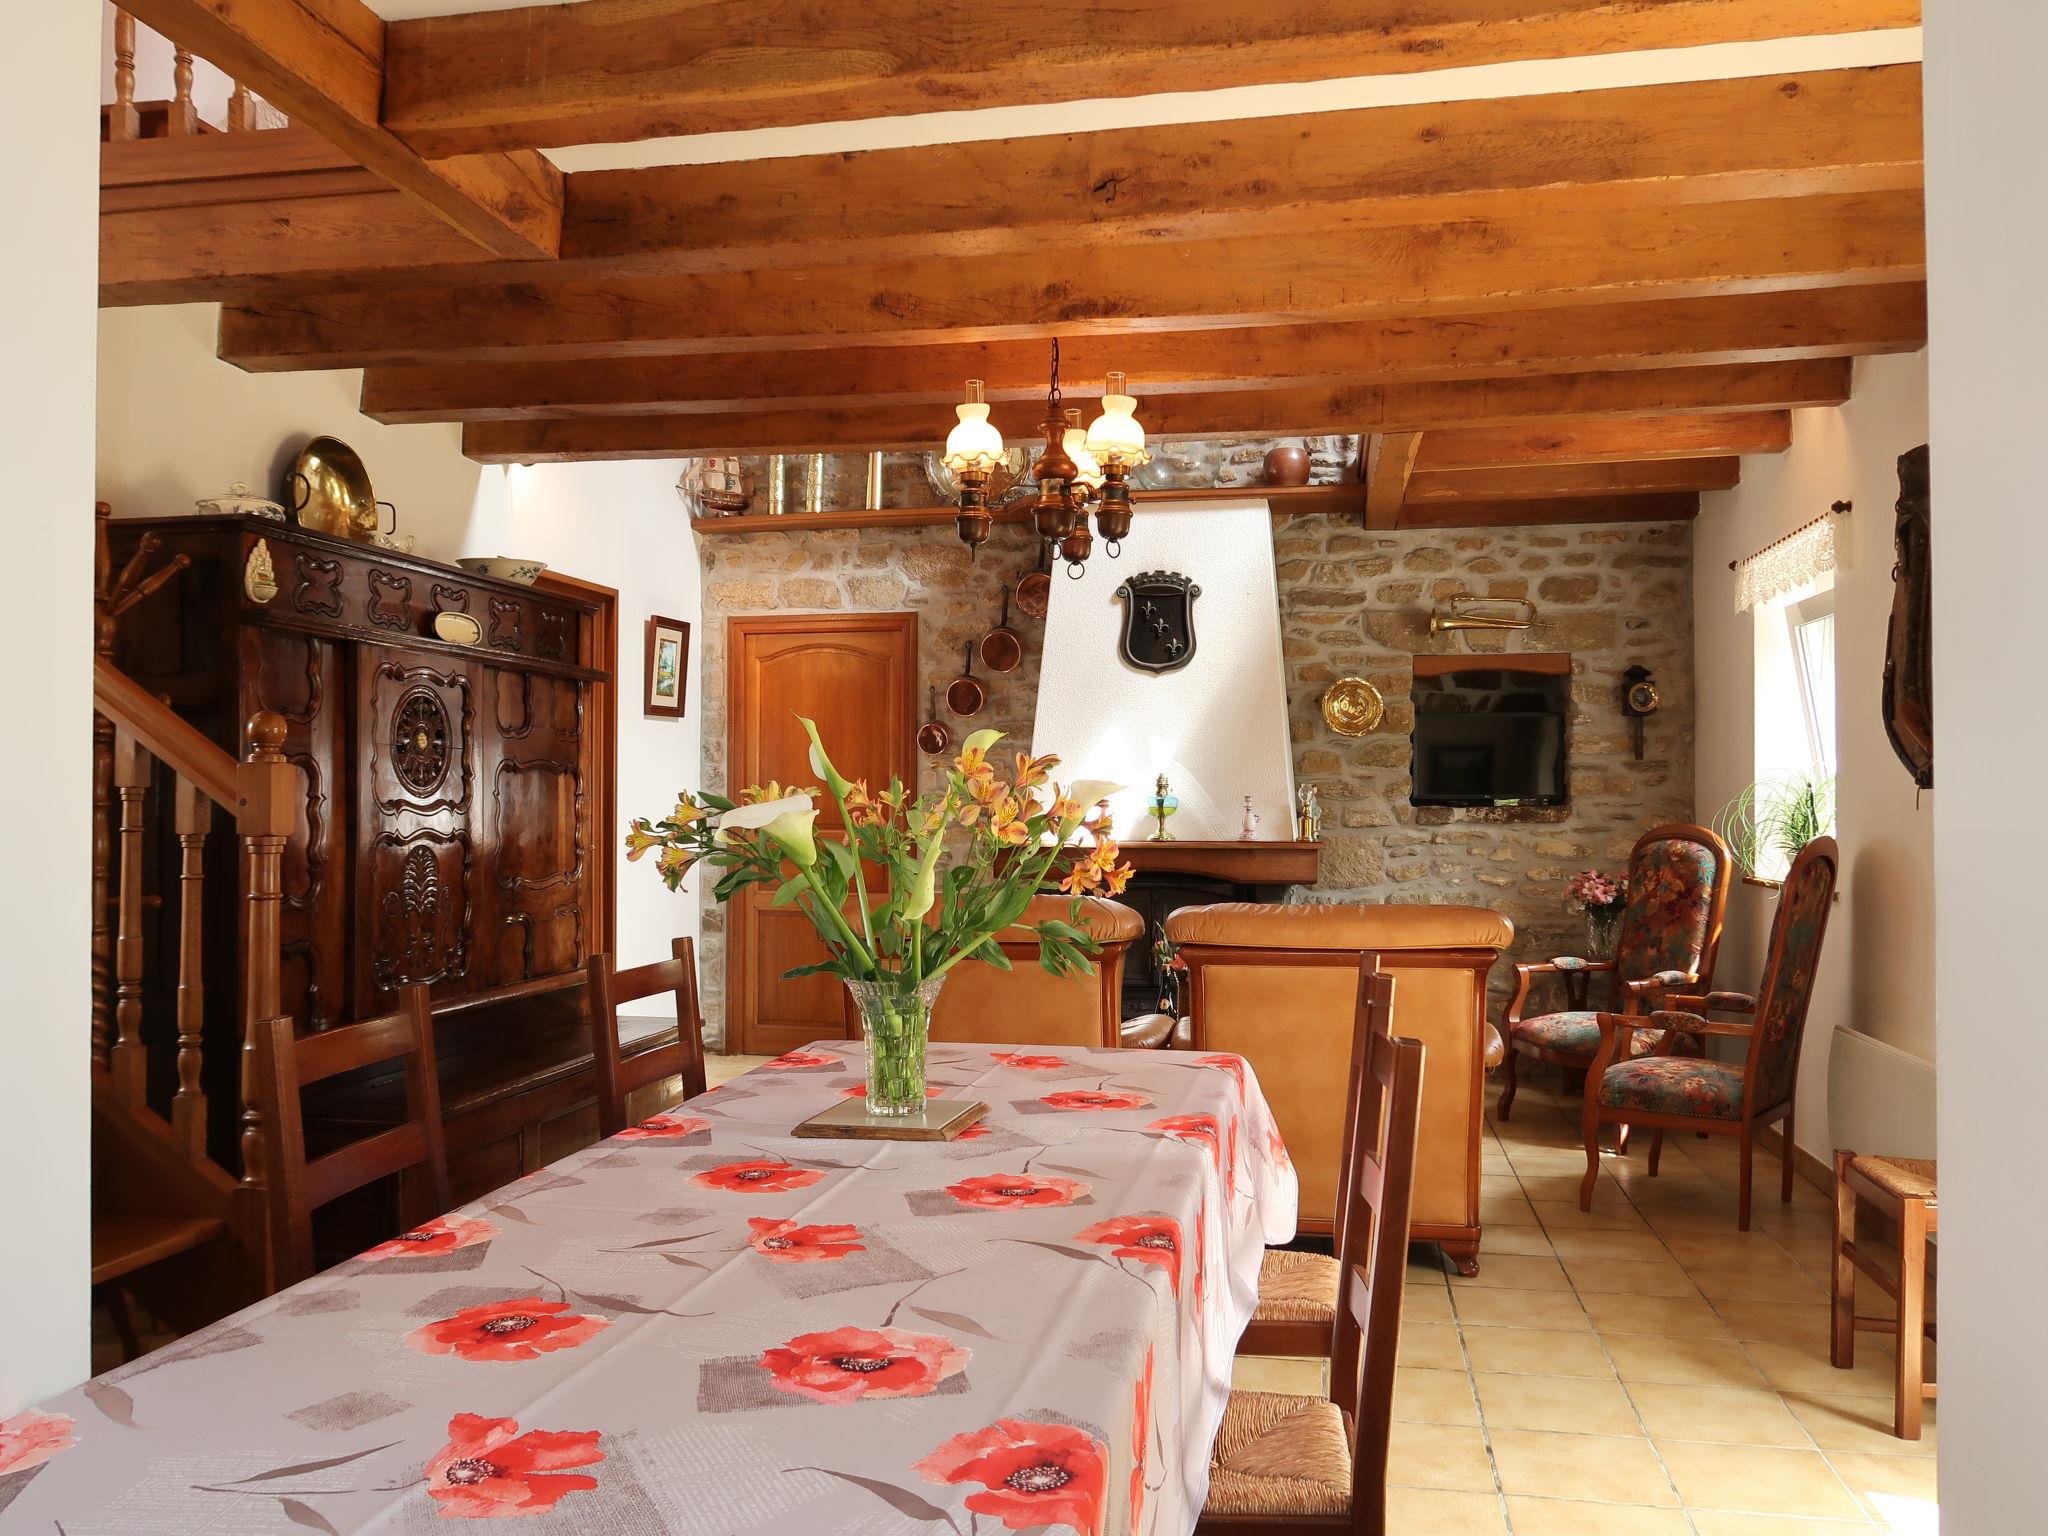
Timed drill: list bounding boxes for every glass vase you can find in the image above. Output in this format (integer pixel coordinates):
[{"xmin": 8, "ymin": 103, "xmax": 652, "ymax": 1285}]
[
  {"xmin": 844, "ymin": 974, "xmax": 946, "ymax": 1115},
  {"xmin": 1586, "ymin": 910, "xmax": 1624, "ymax": 959}
]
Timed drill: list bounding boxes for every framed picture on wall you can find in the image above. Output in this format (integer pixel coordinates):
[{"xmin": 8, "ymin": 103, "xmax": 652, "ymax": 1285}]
[{"xmin": 644, "ymin": 615, "xmax": 690, "ymax": 719}]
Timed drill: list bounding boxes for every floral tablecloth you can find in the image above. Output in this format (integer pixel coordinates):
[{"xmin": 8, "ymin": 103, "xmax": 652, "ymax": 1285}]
[{"xmin": 1, "ymin": 1040, "xmax": 1296, "ymax": 1534}]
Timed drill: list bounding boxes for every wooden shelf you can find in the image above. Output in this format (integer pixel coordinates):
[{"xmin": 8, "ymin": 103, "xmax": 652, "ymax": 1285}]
[{"xmin": 689, "ymin": 483, "xmax": 1362, "ymax": 535}]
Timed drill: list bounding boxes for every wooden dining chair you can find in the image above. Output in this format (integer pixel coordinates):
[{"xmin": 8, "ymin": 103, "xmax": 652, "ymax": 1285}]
[
  {"xmin": 1578, "ymin": 837, "xmax": 1839, "ymax": 1231},
  {"xmin": 586, "ymin": 938, "xmax": 708, "ymax": 1138},
  {"xmin": 1238, "ymin": 957, "xmax": 1387, "ymax": 1359},
  {"xmin": 1200, "ymin": 971, "xmax": 1424, "ymax": 1534},
  {"xmin": 262, "ymin": 986, "xmax": 451, "ymax": 1288}
]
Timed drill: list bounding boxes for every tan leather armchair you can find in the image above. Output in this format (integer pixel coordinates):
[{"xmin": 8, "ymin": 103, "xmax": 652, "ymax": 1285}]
[
  {"xmin": 929, "ymin": 896, "xmax": 1150, "ymax": 1048},
  {"xmin": 1166, "ymin": 902, "xmax": 1512, "ymax": 1274}
]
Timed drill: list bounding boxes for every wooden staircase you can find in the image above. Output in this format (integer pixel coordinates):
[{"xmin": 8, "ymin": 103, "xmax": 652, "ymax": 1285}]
[{"xmin": 89, "ymin": 513, "xmax": 297, "ymax": 1339}]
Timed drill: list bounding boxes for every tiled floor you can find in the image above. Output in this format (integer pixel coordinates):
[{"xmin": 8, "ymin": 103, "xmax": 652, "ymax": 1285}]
[{"xmin": 1237, "ymin": 1074, "xmax": 1938, "ymax": 1535}]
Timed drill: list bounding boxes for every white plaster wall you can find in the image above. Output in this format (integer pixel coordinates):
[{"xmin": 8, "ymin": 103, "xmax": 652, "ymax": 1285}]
[
  {"xmin": 1, "ymin": 0, "xmax": 98, "ymax": 1411},
  {"xmin": 1693, "ymin": 352, "xmax": 1933, "ymax": 1165},
  {"xmin": 1032, "ymin": 501, "xmax": 1295, "ymax": 841},
  {"xmin": 1925, "ymin": 3, "xmax": 2048, "ymax": 1525}
]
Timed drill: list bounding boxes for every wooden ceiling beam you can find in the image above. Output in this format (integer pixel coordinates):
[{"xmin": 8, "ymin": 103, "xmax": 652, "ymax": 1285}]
[
  {"xmin": 381, "ymin": 0, "xmax": 1920, "ymax": 156},
  {"xmin": 356, "ymin": 287, "xmax": 1925, "ymax": 424},
  {"xmin": 1364, "ymin": 434, "xmax": 1424, "ymax": 530},
  {"xmin": 120, "ymin": 0, "xmax": 562, "ymax": 260},
  {"xmin": 1404, "ymin": 457, "xmax": 1742, "ymax": 503},
  {"xmin": 1396, "ymin": 493, "xmax": 1702, "ymax": 529},
  {"xmin": 1415, "ymin": 412, "xmax": 1793, "ymax": 472},
  {"xmin": 458, "ymin": 359, "xmax": 1852, "ymax": 462},
  {"xmin": 221, "ymin": 191, "xmax": 1924, "ymax": 371}
]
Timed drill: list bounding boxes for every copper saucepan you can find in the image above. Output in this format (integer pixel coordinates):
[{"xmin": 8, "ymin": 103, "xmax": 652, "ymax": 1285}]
[
  {"xmin": 917, "ymin": 685, "xmax": 952, "ymax": 756},
  {"xmin": 947, "ymin": 642, "xmax": 986, "ymax": 717},
  {"xmin": 1014, "ymin": 541, "xmax": 1052, "ymax": 619},
  {"xmin": 981, "ymin": 590, "xmax": 1023, "ymax": 673}
]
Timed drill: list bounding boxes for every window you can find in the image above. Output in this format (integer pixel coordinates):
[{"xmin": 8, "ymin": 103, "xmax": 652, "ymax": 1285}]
[
  {"xmin": 1746, "ymin": 574, "xmax": 1838, "ymax": 882},
  {"xmin": 1785, "ymin": 588, "xmax": 1838, "ymax": 776}
]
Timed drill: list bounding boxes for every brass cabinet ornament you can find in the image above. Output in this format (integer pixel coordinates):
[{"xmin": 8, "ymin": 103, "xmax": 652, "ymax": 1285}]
[{"xmin": 1322, "ymin": 676, "xmax": 1386, "ymax": 736}]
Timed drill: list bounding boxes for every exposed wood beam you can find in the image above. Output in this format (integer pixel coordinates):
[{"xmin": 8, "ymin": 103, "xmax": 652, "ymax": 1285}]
[
  {"xmin": 459, "ymin": 360, "xmax": 1853, "ymax": 462},
  {"xmin": 381, "ymin": 0, "xmax": 1920, "ymax": 156},
  {"xmin": 1364, "ymin": 434, "xmax": 1424, "ymax": 530},
  {"xmin": 1415, "ymin": 413, "xmax": 1792, "ymax": 471},
  {"xmin": 1397, "ymin": 493, "xmax": 1702, "ymax": 529},
  {"xmin": 1404, "ymin": 457, "xmax": 1741, "ymax": 503},
  {"xmin": 356, "ymin": 287, "xmax": 1926, "ymax": 424},
  {"xmin": 101, "ymin": 67, "xmax": 1925, "ymax": 303},
  {"xmin": 120, "ymin": 0, "xmax": 562, "ymax": 260},
  {"xmin": 221, "ymin": 191, "xmax": 1924, "ymax": 370}
]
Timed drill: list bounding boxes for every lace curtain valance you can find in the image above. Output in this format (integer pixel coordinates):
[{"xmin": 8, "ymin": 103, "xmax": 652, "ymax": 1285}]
[{"xmin": 1733, "ymin": 513, "xmax": 1840, "ymax": 613}]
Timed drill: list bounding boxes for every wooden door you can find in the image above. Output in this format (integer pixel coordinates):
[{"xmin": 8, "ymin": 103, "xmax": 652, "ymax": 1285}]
[{"xmin": 726, "ymin": 613, "xmax": 918, "ymax": 1055}]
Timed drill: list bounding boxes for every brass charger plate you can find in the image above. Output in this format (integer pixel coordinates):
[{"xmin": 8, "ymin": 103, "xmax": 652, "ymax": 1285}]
[
  {"xmin": 1322, "ymin": 676, "xmax": 1386, "ymax": 736},
  {"xmin": 792, "ymin": 1097, "xmax": 990, "ymax": 1141}
]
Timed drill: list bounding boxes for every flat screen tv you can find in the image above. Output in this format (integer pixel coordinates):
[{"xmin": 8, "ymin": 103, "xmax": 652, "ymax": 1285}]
[{"xmin": 1410, "ymin": 655, "xmax": 1569, "ymax": 808}]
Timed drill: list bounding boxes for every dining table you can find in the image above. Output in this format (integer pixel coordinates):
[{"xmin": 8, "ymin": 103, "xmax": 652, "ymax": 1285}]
[{"xmin": 0, "ymin": 1038, "xmax": 1298, "ymax": 1535}]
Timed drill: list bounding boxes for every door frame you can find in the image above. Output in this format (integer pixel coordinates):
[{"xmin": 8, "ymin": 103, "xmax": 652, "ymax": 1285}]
[
  {"xmin": 724, "ymin": 611, "xmax": 919, "ymax": 1054},
  {"xmin": 534, "ymin": 571, "xmax": 619, "ymax": 964}
]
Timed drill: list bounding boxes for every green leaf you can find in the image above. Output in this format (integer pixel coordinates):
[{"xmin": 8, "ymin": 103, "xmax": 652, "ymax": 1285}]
[{"xmin": 771, "ymin": 874, "xmax": 808, "ymax": 908}]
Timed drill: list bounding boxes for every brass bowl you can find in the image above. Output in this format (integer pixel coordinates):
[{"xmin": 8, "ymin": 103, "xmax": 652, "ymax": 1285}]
[
  {"xmin": 1322, "ymin": 676, "xmax": 1386, "ymax": 737},
  {"xmin": 286, "ymin": 436, "xmax": 378, "ymax": 542}
]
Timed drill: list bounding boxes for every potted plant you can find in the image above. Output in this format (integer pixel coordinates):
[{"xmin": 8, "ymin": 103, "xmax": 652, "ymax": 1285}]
[
  {"xmin": 1565, "ymin": 869, "xmax": 1629, "ymax": 958},
  {"xmin": 627, "ymin": 720, "xmax": 1129, "ymax": 1114},
  {"xmin": 1712, "ymin": 771, "xmax": 1836, "ymax": 885}
]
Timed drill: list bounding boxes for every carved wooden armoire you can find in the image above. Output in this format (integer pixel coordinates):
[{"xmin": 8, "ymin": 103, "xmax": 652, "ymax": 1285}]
[{"xmin": 110, "ymin": 515, "xmax": 615, "ymax": 1205}]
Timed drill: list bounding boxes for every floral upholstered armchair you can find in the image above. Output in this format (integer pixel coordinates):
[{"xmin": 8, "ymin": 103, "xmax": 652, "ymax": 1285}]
[
  {"xmin": 1497, "ymin": 824, "xmax": 1731, "ymax": 1124},
  {"xmin": 1578, "ymin": 837, "xmax": 1839, "ymax": 1230}
]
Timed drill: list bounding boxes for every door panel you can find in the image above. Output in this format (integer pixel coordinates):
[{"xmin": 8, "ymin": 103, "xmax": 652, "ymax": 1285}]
[{"xmin": 727, "ymin": 614, "xmax": 917, "ymax": 1055}]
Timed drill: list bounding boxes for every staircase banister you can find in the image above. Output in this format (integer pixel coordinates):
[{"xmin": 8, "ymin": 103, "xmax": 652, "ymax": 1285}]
[{"xmin": 93, "ymin": 656, "xmax": 239, "ymax": 809}]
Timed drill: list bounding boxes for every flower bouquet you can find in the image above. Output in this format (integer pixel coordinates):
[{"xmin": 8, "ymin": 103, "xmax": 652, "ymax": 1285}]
[
  {"xmin": 627, "ymin": 719, "xmax": 1131, "ymax": 1114},
  {"xmin": 1564, "ymin": 868, "xmax": 1628, "ymax": 957}
]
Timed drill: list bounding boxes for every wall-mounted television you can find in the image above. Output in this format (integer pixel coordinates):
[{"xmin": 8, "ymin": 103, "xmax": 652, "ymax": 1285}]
[{"xmin": 1410, "ymin": 653, "xmax": 1570, "ymax": 808}]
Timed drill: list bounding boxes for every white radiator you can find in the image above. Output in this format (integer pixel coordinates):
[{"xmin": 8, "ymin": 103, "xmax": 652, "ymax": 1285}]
[{"xmin": 1826, "ymin": 1025, "xmax": 1937, "ymax": 1159}]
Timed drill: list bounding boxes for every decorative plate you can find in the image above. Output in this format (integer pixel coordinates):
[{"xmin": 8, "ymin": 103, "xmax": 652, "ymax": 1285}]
[{"xmin": 1322, "ymin": 676, "xmax": 1386, "ymax": 736}]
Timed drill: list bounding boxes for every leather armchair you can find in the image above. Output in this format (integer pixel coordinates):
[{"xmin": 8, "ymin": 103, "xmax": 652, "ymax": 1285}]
[
  {"xmin": 929, "ymin": 896, "xmax": 1147, "ymax": 1049},
  {"xmin": 1164, "ymin": 901, "xmax": 1512, "ymax": 1274}
]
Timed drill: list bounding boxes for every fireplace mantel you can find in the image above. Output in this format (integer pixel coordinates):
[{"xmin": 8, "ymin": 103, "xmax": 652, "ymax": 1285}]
[{"xmin": 1118, "ymin": 839, "xmax": 1321, "ymax": 885}]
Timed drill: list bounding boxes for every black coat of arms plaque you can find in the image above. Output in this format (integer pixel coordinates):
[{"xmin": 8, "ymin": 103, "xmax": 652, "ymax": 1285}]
[{"xmin": 1114, "ymin": 570, "xmax": 1201, "ymax": 673}]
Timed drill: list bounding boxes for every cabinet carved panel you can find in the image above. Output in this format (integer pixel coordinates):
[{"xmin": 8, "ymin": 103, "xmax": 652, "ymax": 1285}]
[
  {"xmin": 370, "ymin": 831, "xmax": 473, "ymax": 989},
  {"xmin": 367, "ymin": 660, "xmax": 472, "ymax": 817}
]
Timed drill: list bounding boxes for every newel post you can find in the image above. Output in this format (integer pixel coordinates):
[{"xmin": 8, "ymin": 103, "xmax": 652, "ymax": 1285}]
[{"xmin": 236, "ymin": 711, "xmax": 293, "ymax": 1205}]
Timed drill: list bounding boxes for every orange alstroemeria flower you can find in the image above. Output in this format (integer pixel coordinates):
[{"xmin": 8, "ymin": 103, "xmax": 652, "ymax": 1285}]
[{"xmin": 1012, "ymin": 752, "xmax": 1056, "ymax": 792}]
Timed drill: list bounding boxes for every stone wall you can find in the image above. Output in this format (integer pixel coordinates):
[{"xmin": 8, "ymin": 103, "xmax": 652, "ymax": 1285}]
[{"xmin": 689, "ymin": 510, "xmax": 1694, "ymax": 1041}]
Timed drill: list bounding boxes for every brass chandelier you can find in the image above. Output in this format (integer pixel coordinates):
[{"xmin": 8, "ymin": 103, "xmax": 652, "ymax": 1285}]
[{"xmin": 941, "ymin": 339, "xmax": 1150, "ymax": 572}]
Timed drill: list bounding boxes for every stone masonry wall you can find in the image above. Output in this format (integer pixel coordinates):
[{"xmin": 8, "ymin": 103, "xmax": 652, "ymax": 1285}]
[{"xmin": 689, "ymin": 512, "xmax": 1694, "ymax": 1041}]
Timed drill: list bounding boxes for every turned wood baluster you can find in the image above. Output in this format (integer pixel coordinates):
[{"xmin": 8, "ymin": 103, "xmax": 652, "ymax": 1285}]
[
  {"xmin": 173, "ymin": 779, "xmax": 212, "ymax": 1159},
  {"xmin": 237, "ymin": 712, "xmax": 294, "ymax": 1217},
  {"xmin": 110, "ymin": 728, "xmax": 152, "ymax": 1106},
  {"xmin": 109, "ymin": 10, "xmax": 140, "ymax": 141},
  {"xmin": 227, "ymin": 80, "xmax": 256, "ymax": 133},
  {"xmin": 169, "ymin": 46, "xmax": 197, "ymax": 136}
]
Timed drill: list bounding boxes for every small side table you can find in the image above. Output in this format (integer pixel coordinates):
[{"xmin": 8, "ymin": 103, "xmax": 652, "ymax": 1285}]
[{"xmin": 1831, "ymin": 1151, "xmax": 1938, "ymax": 1439}]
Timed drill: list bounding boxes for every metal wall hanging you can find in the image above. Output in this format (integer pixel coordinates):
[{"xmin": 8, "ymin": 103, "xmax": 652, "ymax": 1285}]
[
  {"xmin": 1882, "ymin": 446, "xmax": 1932, "ymax": 789},
  {"xmin": 1115, "ymin": 570, "xmax": 1200, "ymax": 672},
  {"xmin": 1321, "ymin": 676, "xmax": 1386, "ymax": 736}
]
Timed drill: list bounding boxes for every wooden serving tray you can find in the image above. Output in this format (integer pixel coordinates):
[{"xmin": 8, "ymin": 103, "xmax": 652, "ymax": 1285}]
[{"xmin": 791, "ymin": 1097, "xmax": 990, "ymax": 1141}]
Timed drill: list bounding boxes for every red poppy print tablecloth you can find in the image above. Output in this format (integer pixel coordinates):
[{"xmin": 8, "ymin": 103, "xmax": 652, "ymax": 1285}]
[{"xmin": 2, "ymin": 1040, "xmax": 1296, "ymax": 1535}]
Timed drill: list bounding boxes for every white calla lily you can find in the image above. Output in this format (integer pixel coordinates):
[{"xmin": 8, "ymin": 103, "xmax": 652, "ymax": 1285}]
[
  {"xmin": 961, "ymin": 728, "xmax": 1005, "ymax": 755},
  {"xmin": 761, "ymin": 809, "xmax": 819, "ymax": 869},
  {"xmin": 714, "ymin": 793, "xmax": 815, "ymax": 845},
  {"xmin": 1066, "ymin": 780, "xmax": 1125, "ymax": 812},
  {"xmin": 798, "ymin": 715, "xmax": 853, "ymax": 799}
]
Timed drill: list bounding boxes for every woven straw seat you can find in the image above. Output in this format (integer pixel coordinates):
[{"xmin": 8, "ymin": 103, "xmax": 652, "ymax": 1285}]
[
  {"xmin": 1848, "ymin": 1155, "xmax": 1937, "ymax": 1205},
  {"xmin": 1204, "ymin": 1389, "xmax": 1352, "ymax": 1519},
  {"xmin": 1252, "ymin": 1249, "xmax": 1340, "ymax": 1326}
]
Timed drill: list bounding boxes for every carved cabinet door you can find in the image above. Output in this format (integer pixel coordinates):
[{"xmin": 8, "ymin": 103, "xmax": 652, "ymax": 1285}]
[
  {"xmin": 355, "ymin": 653, "xmax": 475, "ymax": 1007},
  {"xmin": 477, "ymin": 666, "xmax": 589, "ymax": 987}
]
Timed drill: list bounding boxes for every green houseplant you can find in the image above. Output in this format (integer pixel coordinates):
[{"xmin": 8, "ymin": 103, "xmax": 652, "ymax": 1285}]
[
  {"xmin": 627, "ymin": 719, "xmax": 1130, "ymax": 1113},
  {"xmin": 1712, "ymin": 771, "xmax": 1837, "ymax": 884}
]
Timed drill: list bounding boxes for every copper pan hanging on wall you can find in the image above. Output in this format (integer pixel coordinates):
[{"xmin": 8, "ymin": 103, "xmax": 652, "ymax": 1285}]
[
  {"xmin": 917, "ymin": 686, "xmax": 953, "ymax": 756},
  {"xmin": 981, "ymin": 590, "xmax": 1023, "ymax": 673},
  {"xmin": 1014, "ymin": 541, "xmax": 1053, "ymax": 619},
  {"xmin": 947, "ymin": 642, "xmax": 986, "ymax": 717}
]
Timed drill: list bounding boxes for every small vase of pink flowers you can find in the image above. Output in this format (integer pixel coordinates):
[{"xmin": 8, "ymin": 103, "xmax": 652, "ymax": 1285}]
[{"xmin": 1565, "ymin": 869, "xmax": 1628, "ymax": 958}]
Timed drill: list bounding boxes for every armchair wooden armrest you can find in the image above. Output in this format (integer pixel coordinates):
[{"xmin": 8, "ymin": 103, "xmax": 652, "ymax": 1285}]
[
  {"xmin": 1642, "ymin": 1009, "xmax": 1758, "ymax": 1058},
  {"xmin": 1506, "ymin": 957, "xmax": 1615, "ymax": 1026},
  {"xmin": 1660, "ymin": 990, "xmax": 1758, "ymax": 1014},
  {"xmin": 1622, "ymin": 969, "xmax": 1700, "ymax": 1014},
  {"xmin": 1587, "ymin": 1009, "xmax": 1758, "ymax": 1075}
]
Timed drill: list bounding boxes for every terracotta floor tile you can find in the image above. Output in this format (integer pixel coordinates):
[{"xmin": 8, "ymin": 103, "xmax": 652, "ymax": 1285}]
[
  {"xmin": 1461, "ymin": 1325, "xmax": 1615, "ymax": 1380},
  {"xmin": 1531, "ymin": 1199, "xmax": 1649, "ymax": 1233},
  {"xmin": 1656, "ymin": 1441, "xmax": 1864, "ymax": 1519},
  {"xmin": 1480, "ymin": 1224, "xmax": 1562, "ymax": 1258},
  {"xmin": 1398, "ymin": 1322, "xmax": 1468, "ymax": 1371},
  {"xmin": 1472, "ymin": 1371, "xmax": 1640, "ymax": 1435},
  {"xmin": 1745, "ymin": 1340, "xmax": 1899, "ymax": 1400},
  {"xmin": 1502, "ymin": 1497, "xmax": 1692, "ymax": 1536},
  {"xmin": 1711, "ymin": 1299, "xmax": 1841, "ymax": 1348},
  {"xmin": 1577, "ymin": 1292, "xmax": 1732, "ymax": 1339},
  {"xmin": 1826, "ymin": 1451, "xmax": 1940, "ymax": 1519},
  {"xmin": 1544, "ymin": 1228, "xmax": 1672, "ymax": 1263},
  {"xmin": 1563, "ymin": 1257, "xmax": 1703, "ymax": 1298},
  {"xmin": 1785, "ymin": 1392, "xmax": 1937, "ymax": 1457},
  {"xmin": 1403, "ymin": 1283, "xmax": 1457, "ymax": 1324},
  {"xmin": 1601, "ymin": 1333, "xmax": 1768, "ymax": 1389},
  {"xmin": 1686, "ymin": 1516, "xmax": 1878, "ymax": 1536},
  {"xmin": 1383, "ymin": 1487, "xmax": 1511, "ymax": 1535},
  {"xmin": 1689, "ymin": 1263, "xmax": 1829, "ymax": 1305},
  {"xmin": 1393, "ymin": 1365, "xmax": 1481, "ymax": 1426},
  {"xmin": 1479, "ymin": 1196, "xmax": 1542, "ymax": 1228},
  {"xmin": 1450, "ymin": 1253, "xmax": 1571, "ymax": 1292},
  {"xmin": 1385, "ymin": 1420, "xmax": 1496, "ymax": 1492},
  {"xmin": 1450, "ymin": 1287, "xmax": 1592, "ymax": 1332},
  {"xmin": 1626, "ymin": 1382, "xmax": 1809, "ymax": 1447},
  {"xmin": 1487, "ymin": 1428, "xmax": 1677, "ymax": 1505}
]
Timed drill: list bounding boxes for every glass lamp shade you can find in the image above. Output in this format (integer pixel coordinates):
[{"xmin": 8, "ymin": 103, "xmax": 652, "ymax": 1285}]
[
  {"xmin": 943, "ymin": 400, "xmax": 1005, "ymax": 474},
  {"xmin": 1085, "ymin": 387, "xmax": 1149, "ymax": 469},
  {"xmin": 1061, "ymin": 419, "xmax": 1105, "ymax": 495}
]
